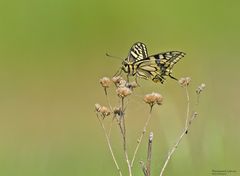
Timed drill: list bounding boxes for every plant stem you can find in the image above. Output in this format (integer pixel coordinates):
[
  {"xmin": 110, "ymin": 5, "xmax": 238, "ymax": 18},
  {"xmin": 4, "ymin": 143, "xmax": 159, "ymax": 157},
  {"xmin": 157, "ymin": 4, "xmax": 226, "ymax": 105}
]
[
  {"xmin": 159, "ymin": 112, "xmax": 197, "ymax": 176},
  {"xmin": 184, "ymin": 86, "xmax": 190, "ymax": 130},
  {"xmin": 96, "ymin": 113, "xmax": 123, "ymax": 176},
  {"xmin": 146, "ymin": 132, "xmax": 153, "ymax": 176},
  {"xmin": 131, "ymin": 106, "xmax": 153, "ymax": 167},
  {"xmin": 119, "ymin": 97, "xmax": 132, "ymax": 176},
  {"xmin": 104, "ymin": 88, "xmax": 114, "ymax": 138}
]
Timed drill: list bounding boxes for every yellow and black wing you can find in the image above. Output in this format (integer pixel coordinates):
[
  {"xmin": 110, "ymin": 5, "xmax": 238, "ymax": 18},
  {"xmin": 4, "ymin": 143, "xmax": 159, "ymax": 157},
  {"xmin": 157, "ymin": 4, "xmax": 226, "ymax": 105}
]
[
  {"xmin": 126, "ymin": 42, "xmax": 148, "ymax": 63},
  {"xmin": 134, "ymin": 51, "xmax": 185, "ymax": 83}
]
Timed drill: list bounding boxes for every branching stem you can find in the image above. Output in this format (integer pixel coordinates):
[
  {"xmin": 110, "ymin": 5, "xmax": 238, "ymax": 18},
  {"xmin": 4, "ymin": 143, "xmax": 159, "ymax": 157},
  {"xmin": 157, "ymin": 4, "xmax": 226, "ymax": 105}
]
[
  {"xmin": 96, "ymin": 113, "xmax": 123, "ymax": 176},
  {"xmin": 131, "ymin": 106, "xmax": 153, "ymax": 167}
]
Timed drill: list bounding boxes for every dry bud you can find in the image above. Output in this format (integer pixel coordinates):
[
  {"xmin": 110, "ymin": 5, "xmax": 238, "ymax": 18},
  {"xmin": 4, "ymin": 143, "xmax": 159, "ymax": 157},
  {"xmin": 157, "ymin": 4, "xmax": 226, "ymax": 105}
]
[
  {"xmin": 100, "ymin": 77, "xmax": 111, "ymax": 88},
  {"xmin": 178, "ymin": 77, "xmax": 191, "ymax": 87},
  {"xmin": 196, "ymin": 83, "xmax": 206, "ymax": 94},
  {"xmin": 144, "ymin": 92, "xmax": 163, "ymax": 106},
  {"xmin": 116, "ymin": 87, "xmax": 132, "ymax": 98}
]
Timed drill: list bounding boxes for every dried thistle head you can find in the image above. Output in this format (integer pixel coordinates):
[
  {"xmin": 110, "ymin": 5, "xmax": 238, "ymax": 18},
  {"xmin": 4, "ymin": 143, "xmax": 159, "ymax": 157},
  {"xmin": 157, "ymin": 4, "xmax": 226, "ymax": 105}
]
[
  {"xmin": 100, "ymin": 77, "xmax": 111, "ymax": 88},
  {"xmin": 95, "ymin": 103, "xmax": 111, "ymax": 118},
  {"xmin": 116, "ymin": 87, "xmax": 132, "ymax": 98},
  {"xmin": 196, "ymin": 83, "xmax": 206, "ymax": 94},
  {"xmin": 178, "ymin": 77, "xmax": 191, "ymax": 87},
  {"xmin": 144, "ymin": 92, "xmax": 163, "ymax": 107}
]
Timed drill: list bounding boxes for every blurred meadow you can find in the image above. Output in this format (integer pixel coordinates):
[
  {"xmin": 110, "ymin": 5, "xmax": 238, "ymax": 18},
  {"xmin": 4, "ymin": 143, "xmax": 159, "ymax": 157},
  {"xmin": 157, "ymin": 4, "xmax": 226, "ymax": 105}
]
[{"xmin": 0, "ymin": 0, "xmax": 239, "ymax": 175}]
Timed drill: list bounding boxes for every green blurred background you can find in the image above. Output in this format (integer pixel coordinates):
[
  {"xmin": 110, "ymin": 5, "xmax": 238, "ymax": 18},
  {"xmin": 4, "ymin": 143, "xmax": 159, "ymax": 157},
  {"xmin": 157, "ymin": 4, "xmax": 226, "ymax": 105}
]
[{"xmin": 0, "ymin": 0, "xmax": 239, "ymax": 175}]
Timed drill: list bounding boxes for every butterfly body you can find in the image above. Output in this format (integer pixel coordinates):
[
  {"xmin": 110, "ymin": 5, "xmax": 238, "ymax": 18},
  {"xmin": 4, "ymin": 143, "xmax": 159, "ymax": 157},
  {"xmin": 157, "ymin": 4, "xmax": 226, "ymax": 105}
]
[{"xmin": 120, "ymin": 42, "xmax": 185, "ymax": 84}]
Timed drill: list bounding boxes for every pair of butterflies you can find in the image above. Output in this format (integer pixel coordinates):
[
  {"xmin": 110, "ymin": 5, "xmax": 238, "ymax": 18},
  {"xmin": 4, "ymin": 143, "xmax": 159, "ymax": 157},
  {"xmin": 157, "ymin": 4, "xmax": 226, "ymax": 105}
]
[{"xmin": 115, "ymin": 42, "xmax": 186, "ymax": 84}]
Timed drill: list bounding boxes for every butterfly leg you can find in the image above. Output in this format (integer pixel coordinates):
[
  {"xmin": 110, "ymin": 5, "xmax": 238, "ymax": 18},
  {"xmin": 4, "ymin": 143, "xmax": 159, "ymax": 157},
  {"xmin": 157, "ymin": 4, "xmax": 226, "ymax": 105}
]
[
  {"xmin": 169, "ymin": 74, "xmax": 178, "ymax": 81},
  {"xmin": 152, "ymin": 74, "xmax": 165, "ymax": 84},
  {"xmin": 135, "ymin": 76, "xmax": 141, "ymax": 87}
]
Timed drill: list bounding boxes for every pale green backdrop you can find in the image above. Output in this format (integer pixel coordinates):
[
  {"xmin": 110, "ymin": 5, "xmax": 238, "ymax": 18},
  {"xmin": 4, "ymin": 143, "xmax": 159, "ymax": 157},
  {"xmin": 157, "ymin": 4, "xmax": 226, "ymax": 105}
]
[{"xmin": 0, "ymin": 0, "xmax": 239, "ymax": 175}]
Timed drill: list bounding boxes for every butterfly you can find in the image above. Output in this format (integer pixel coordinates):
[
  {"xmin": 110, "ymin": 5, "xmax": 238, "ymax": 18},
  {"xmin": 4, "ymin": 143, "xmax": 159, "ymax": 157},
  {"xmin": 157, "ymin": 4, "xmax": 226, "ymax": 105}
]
[{"xmin": 117, "ymin": 42, "xmax": 186, "ymax": 84}]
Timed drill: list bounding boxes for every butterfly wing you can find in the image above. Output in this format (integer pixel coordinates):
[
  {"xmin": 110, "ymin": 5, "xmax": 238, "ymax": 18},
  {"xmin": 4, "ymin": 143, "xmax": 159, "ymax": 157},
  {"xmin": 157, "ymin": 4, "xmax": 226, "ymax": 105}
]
[
  {"xmin": 126, "ymin": 42, "xmax": 148, "ymax": 63},
  {"xmin": 134, "ymin": 57, "xmax": 160, "ymax": 79},
  {"xmin": 135, "ymin": 51, "xmax": 185, "ymax": 83},
  {"xmin": 152, "ymin": 51, "xmax": 185, "ymax": 70}
]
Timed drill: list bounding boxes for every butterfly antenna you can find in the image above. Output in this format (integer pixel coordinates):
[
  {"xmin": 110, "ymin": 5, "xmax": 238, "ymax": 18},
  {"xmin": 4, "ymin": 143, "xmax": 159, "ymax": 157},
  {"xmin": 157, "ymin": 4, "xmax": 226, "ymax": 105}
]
[{"xmin": 106, "ymin": 53, "xmax": 122, "ymax": 60}]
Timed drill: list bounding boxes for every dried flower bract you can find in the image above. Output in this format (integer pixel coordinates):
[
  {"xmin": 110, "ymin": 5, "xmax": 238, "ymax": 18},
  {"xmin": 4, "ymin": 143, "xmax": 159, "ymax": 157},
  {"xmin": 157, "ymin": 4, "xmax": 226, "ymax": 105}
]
[
  {"xmin": 178, "ymin": 77, "xmax": 191, "ymax": 87},
  {"xmin": 116, "ymin": 87, "xmax": 132, "ymax": 98},
  {"xmin": 100, "ymin": 77, "xmax": 111, "ymax": 88},
  {"xmin": 196, "ymin": 83, "xmax": 206, "ymax": 94},
  {"xmin": 144, "ymin": 92, "xmax": 163, "ymax": 107}
]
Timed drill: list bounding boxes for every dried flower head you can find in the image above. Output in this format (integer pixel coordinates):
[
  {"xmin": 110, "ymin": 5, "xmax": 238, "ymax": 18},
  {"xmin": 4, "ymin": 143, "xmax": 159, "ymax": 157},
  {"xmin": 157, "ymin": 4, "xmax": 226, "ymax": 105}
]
[
  {"xmin": 100, "ymin": 77, "xmax": 111, "ymax": 88},
  {"xmin": 99, "ymin": 106, "xmax": 111, "ymax": 117},
  {"xmin": 144, "ymin": 92, "xmax": 163, "ymax": 107},
  {"xmin": 95, "ymin": 103, "xmax": 111, "ymax": 118},
  {"xmin": 116, "ymin": 87, "xmax": 132, "ymax": 98},
  {"xmin": 196, "ymin": 83, "xmax": 206, "ymax": 94},
  {"xmin": 178, "ymin": 77, "xmax": 191, "ymax": 87}
]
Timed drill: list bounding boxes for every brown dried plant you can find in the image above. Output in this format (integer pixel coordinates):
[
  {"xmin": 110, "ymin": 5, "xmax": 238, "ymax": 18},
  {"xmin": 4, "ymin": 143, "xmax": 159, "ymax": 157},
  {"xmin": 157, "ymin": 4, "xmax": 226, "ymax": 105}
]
[{"xmin": 95, "ymin": 76, "xmax": 205, "ymax": 176}]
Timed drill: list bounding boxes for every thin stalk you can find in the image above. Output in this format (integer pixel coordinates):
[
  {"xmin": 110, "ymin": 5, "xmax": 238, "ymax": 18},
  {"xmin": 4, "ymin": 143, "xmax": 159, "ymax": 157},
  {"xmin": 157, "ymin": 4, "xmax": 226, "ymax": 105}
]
[
  {"xmin": 184, "ymin": 86, "xmax": 190, "ymax": 130},
  {"xmin": 119, "ymin": 97, "xmax": 132, "ymax": 176},
  {"xmin": 131, "ymin": 106, "xmax": 153, "ymax": 167},
  {"xmin": 146, "ymin": 132, "xmax": 153, "ymax": 176},
  {"xmin": 96, "ymin": 113, "xmax": 123, "ymax": 176},
  {"xmin": 159, "ymin": 86, "xmax": 196, "ymax": 176},
  {"xmin": 103, "ymin": 88, "xmax": 114, "ymax": 138},
  {"xmin": 159, "ymin": 112, "xmax": 197, "ymax": 176}
]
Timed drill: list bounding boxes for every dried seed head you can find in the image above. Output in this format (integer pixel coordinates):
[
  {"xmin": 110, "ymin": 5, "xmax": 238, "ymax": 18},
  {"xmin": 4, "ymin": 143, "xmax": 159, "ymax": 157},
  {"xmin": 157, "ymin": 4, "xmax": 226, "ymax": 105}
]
[
  {"xmin": 196, "ymin": 83, "xmax": 206, "ymax": 94},
  {"xmin": 144, "ymin": 92, "xmax": 163, "ymax": 106},
  {"xmin": 95, "ymin": 104, "xmax": 111, "ymax": 118},
  {"xmin": 116, "ymin": 87, "xmax": 132, "ymax": 98},
  {"xmin": 178, "ymin": 77, "xmax": 191, "ymax": 87},
  {"xmin": 100, "ymin": 77, "xmax": 111, "ymax": 88},
  {"xmin": 99, "ymin": 106, "xmax": 111, "ymax": 117}
]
